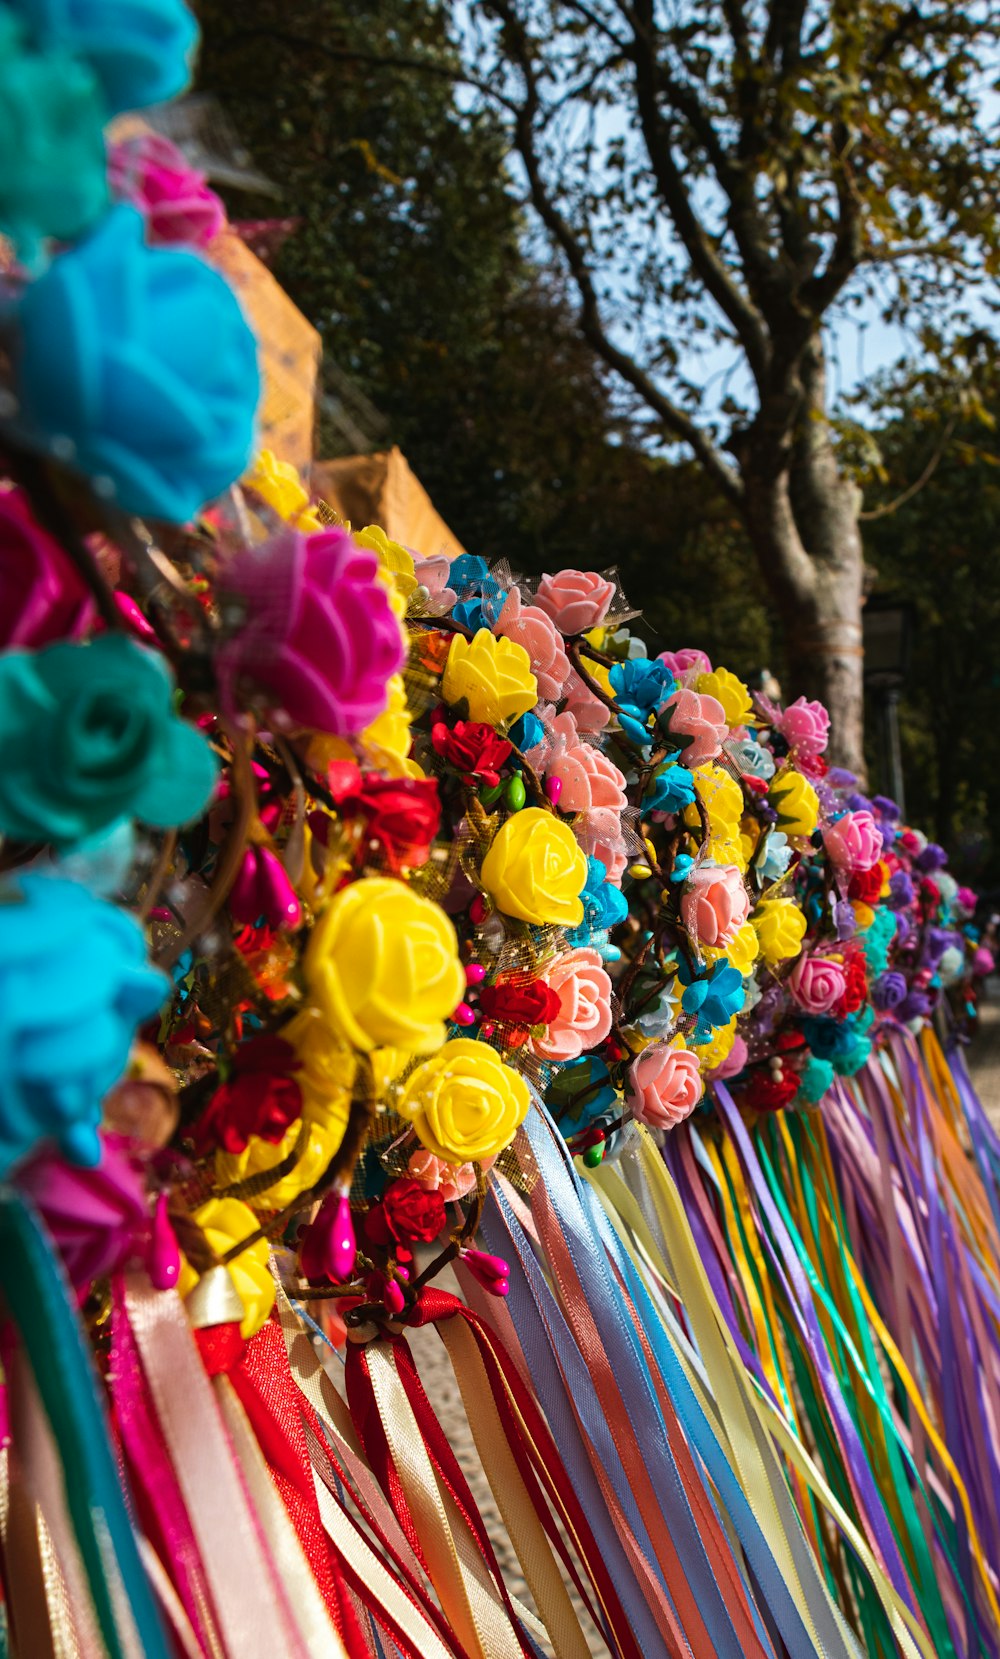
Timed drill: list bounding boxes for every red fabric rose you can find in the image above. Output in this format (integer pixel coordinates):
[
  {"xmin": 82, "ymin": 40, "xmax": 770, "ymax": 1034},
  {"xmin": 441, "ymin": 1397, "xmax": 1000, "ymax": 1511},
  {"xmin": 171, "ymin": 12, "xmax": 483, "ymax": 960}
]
[
  {"xmin": 478, "ymin": 979, "xmax": 563, "ymax": 1029},
  {"xmin": 371, "ymin": 1179, "xmax": 447, "ymax": 1245},
  {"xmin": 835, "ymin": 950, "xmax": 868, "ymax": 1016},
  {"xmin": 848, "ymin": 865, "xmax": 883, "ymax": 904},
  {"xmin": 740, "ymin": 1065, "xmax": 800, "ymax": 1113},
  {"xmin": 432, "ymin": 718, "xmax": 513, "ymax": 787},
  {"xmin": 349, "ymin": 777, "xmax": 442, "ymax": 871},
  {"xmin": 192, "ymin": 1036, "xmax": 302, "ymax": 1154}
]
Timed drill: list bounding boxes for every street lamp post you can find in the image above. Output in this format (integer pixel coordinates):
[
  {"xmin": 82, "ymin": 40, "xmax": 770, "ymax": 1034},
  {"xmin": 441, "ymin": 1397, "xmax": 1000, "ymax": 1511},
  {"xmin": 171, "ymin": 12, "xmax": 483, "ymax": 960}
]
[{"xmin": 862, "ymin": 598, "xmax": 914, "ymax": 818}]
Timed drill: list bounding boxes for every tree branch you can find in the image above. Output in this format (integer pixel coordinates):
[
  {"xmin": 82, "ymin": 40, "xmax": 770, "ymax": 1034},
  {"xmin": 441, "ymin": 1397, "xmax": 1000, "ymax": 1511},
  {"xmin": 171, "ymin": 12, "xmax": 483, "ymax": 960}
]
[
  {"xmin": 489, "ymin": 1, "xmax": 744, "ymax": 503},
  {"xmin": 858, "ymin": 415, "xmax": 957, "ymax": 521}
]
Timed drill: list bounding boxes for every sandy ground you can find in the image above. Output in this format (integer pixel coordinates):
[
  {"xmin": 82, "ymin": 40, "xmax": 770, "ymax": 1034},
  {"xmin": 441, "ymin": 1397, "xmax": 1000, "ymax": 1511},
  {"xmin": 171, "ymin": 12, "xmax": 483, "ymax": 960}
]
[{"xmin": 967, "ymin": 980, "xmax": 1000, "ymax": 1129}]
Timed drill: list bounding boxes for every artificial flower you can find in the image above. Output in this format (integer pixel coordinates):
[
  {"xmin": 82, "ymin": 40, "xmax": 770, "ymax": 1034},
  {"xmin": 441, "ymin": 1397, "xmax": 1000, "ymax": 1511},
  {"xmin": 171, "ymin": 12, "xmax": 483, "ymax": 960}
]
[
  {"xmin": 478, "ymin": 978, "xmax": 563, "ymax": 1033},
  {"xmin": 354, "ymin": 523, "xmax": 418, "ymax": 607},
  {"xmin": 533, "ymin": 569, "xmax": 615, "ymax": 634},
  {"xmin": 214, "ymin": 1115, "xmax": 343, "ymax": 1211},
  {"xmin": 664, "ymin": 687, "xmax": 728, "ymax": 768},
  {"xmin": 372, "ymin": 1178, "xmax": 447, "ymax": 1245},
  {"xmin": 681, "ymin": 863, "xmax": 750, "ymax": 948},
  {"xmin": 545, "ymin": 715, "xmax": 628, "ymax": 812},
  {"xmin": 627, "ymin": 1042, "xmax": 703, "ymax": 1130},
  {"xmin": 17, "ymin": 1131, "xmax": 153, "ymax": 1291},
  {"xmin": 218, "ymin": 526, "xmax": 404, "ymax": 735},
  {"xmin": 0, "ymin": 635, "xmax": 217, "ymax": 846},
  {"xmin": 304, "ymin": 877, "xmax": 465, "ymax": 1054},
  {"xmin": 480, "ymin": 808, "xmax": 588, "ymax": 928},
  {"xmin": 14, "ymin": 206, "xmax": 259, "ymax": 523},
  {"xmin": 414, "ymin": 553, "xmax": 457, "ymax": 615},
  {"xmin": 695, "ymin": 667, "xmax": 754, "ymax": 729},
  {"xmin": 344, "ymin": 776, "xmax": 441, "ymax": 871},
  {"xmin": 646, "ymin": 762, "xmax": 697, "ymax": 814},
  {"xmin": 108, "ymin": 132, "xmax": 225, "ymax": 248},
  {"xmin": 495, "ymin": 588, "xmax": 571, "ymax": 703},
  {"xmin": 530, "ymin": 948, "xmax": 613, "ymax": 1061},
  {"xmin": 396, "ymin": 1038, "xmax": 530, "ymax": 1164},
  {"xmin": 442, "ymin": 629, "xmax": 537, "ymax": 726},
  {"xmin": 752, "ymin": 898, "xmax": 808, "ymax": 967},
  {"xmin": 192, "ymin": 1037, "xmax": 302, "ymax": 1155},
  {"xmin": 788, "ymin": 954, "xmax": 847, "ymax": 1015},
  {"xmin": 776, "ymin": 697, "xmax": 829, "ymax": 758},
  {"xmin": 658, "ymin": 646, "xmax": 711, "ymax": 683},
  {"xmin": 407, "ymin": 1148, "xmax": 479, "ymax": 1202},
  {"xmin": 431, "ymin": 717, "xmax": 512, "ymax": 785},
  {"xmin": 244, "ymin": 449, "xmax": 323, "ymax": 532},
  {"xmin": 769, "ymin": 767, "xmax": 819, "ymax": 837},
  {"xmin": 823, "ymin": 810, "xmax": 883, "ymax": 874},
  {"xmin": 0, "ymin": 486, "xmax": 95, "ymax": 649},
  {"xmin": 180, "ymin": 1198, "xmax": 274, "ymax": 1338}
]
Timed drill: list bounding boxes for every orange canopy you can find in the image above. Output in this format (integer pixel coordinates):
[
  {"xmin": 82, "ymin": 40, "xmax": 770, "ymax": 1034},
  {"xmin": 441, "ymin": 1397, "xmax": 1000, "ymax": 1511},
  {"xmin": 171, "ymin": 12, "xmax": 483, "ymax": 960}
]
[{"xmin": 312, "ymin": 447, "xmax": 466, "ymax": 561}]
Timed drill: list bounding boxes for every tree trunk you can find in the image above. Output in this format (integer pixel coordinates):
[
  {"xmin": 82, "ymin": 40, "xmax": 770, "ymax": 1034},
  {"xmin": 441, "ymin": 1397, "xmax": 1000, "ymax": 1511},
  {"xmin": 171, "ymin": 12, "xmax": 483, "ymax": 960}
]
[{"xmin": 741, "ymin": 344, "xmax": 867, "ymax": 776}]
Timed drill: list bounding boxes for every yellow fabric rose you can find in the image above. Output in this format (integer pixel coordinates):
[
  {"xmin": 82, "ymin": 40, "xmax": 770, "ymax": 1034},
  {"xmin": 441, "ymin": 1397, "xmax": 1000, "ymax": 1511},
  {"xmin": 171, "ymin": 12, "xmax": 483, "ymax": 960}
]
[
  {"xmin": 442, "ymin": 629, "xmax": 537, "ymax": 726},
  {"xmin": 692, "ymin": 1017, "xmax": 739, "ymax": 1072},
  {"xmin": 752, "ymin": 898, "xmax": 808, "ymax": 967},
  {"xmin": 687, "ymin": 763, "xmax": 744, "ymax": 839},
  {"xmin": 853, "ymin": 901, "xmax": 876, "ymax": 931},
  {"xmin": 304, "ymin": 877, "xmax": 465, "ymax": 1054},
  {"xmin": 215, "ymin": 1116, "xmax": 342, "ymax": 1211},
  {"xmin": 769, "ymin": 768, "xmax": 819, "ymax": 837},
  {"xmin": 306, "ymin": 674, "xmax": 419, "ymax": 780},
  {"xmin": 695, "ymin": 667, "xmax": 754, "ymax": 728},
  {"xmin": 396, "ymin": 1038, "xmax": 530, "ymax": 1164},
  {"xmin": 480, "ymin": 808, "xmax": 587, "ymax": 927},
  {"xmin": 179, "ymin": 1197, "xmax": 275, "ymax": 1338},
  {"xmin": 245, "ymin": 449, "xmax": 323, "ymax": 533},
  {"xmin": 355, "ymin": 523, "xmax": 418, "ymax": 606},
  {"xmin": 280, "ymin": 1006, "xmax": 355, "ymax": 1130},
  {"xmin": 704, "ymin": 920, "xmax": 760, "ymax": 976}
]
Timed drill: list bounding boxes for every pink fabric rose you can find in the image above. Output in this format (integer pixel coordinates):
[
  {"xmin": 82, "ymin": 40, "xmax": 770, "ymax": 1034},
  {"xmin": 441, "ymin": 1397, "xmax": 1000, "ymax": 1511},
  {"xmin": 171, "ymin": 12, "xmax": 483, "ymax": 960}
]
[
  {"xmin": 665, "ymin": 687, "xmax": 728, "ymax": 768},
  {"xmin": 823, "ymin": 810, "xmax": 883, "ymax": 874},
  {"xmin": 545, "ymin": 714, "xmax": 627, "ymax": 812},
  {"xmin": 16, "ymin": 1133, "xmax": 151, "ymax": 1291},
  {"xmin": 777, "ymin": 697, "xmax": 830, "ymax": 759},
  {"xmin": 495, "ymin": 588, "xmax": 570, "ymax": 703},
  {"xmin": 108, "ymin": 134, "xmax": 225, "ymax": 248},
  {"xmin": 628, "ymin": 1045, "xmax": 704, "ymax": 1130},
  {"xmin": 533, "ymin": 569, "xmax": 615, "ymax": 635},
  {"xmin": 705, "ymin": 1035, "xmax": 749, "ymax": 1082},
  {"xmin": 218, "ymin": 526, "xmax": 405, "ymax": 734},
  {"xmin": 564, "ymin": 669, "xmax": 611, "ymax": 733},
  {"xmin": 788, "ymin": 954, "xmax": 847, "ymax": 1014},
  {"xmin": 957, "ymin": 886, "xmax": 978, "ymax": 915},
  {"xmin": 681, "ymin": 863, "xmax": 750, "ymax": 948},
  {"xmin": 658, "ymin": 647, "xmax": 711, "ymax": 685},
  {"xmin": 575, "ymin": 806, "xmax": 628, "ymax": 885},
  {"xmin": 0, "ymin": 487, "xmax": 95, "ymax": 647},
  {"xmin": 530, "ymin": 947, "xmax": 613, "ymax": 1061},
  {"xmin": 407, "ymin": 1149, "xmax": 481, "ymax": 1203},
  {"xmin": 413, "ymin": 553, "xmax": 457, "ymax": 616}
]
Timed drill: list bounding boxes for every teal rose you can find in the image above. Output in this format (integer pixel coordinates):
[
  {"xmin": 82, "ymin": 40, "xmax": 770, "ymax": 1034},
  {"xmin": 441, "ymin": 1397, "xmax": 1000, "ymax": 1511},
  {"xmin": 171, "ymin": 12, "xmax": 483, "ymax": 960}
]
[
  {"xmin": 7, "ymin": 0, "xmax": 198, "ymax": 116},
  {"xmin": 0, "ymin": 634, "xmax": 217, "ymax": 845}
]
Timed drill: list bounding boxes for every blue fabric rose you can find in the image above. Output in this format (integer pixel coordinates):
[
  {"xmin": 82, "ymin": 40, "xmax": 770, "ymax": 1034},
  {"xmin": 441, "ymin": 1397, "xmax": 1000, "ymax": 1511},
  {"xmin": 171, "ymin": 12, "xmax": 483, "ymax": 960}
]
[
  {"xmin": 545, "ymin": 1055, "xmax": 618, "ymax": 1139},
  {"xmin": 645, "ymin": 762, "xmax": 696, "ymax": 815},
  {"xmin": 678, "ymin": 957, "xmax": 745, "ymax": 1041},
  {"xmin": 0, "ymin": 635, "xmax": 217, "ymax": 845},
  {"xmin": 0, "ymin": 10, "xmax": 108, "ymax": 262},
  {"xmin": 796, "ymin": 1054, "xmax": 834, "ymax": 1107},
  {"xmin": 508, "ymin": 711, "xmax": 544, "ymax": 751},
  {"xmin": 0, "ymin": 873, "xmax": 166, "ymax": 1173},
  {"xmin": 13, "ymin": 206, "xmax": 260, "ymax": 522},
  {"xmin": 8, "ymin": 0, "xmax": 197, "ymax": 115},
  {"xmin": 757, "ymin": 829, "xmax": 792, "ymax": 883},
  {"xmin": 799, "ymin": 1013, "xmax": 872, "ymax": 1076},
  {"xmin": 609, "ymin": 657, "xmax": 674, "ymax": 713}
]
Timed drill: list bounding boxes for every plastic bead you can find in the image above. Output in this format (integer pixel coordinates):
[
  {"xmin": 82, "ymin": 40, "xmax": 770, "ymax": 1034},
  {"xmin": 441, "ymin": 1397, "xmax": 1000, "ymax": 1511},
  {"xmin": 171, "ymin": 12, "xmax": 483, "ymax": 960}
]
[{"xmin": 505, "ymin": 773, "xmax": 526, "ymax": 811}]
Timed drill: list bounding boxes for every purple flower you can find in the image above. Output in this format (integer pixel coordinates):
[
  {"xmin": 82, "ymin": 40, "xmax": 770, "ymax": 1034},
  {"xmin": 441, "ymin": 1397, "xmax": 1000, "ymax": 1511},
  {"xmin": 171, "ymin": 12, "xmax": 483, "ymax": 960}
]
[
  {"xmin": 218, "ymin": 526, "xmax": 405, "ymax": 734},
  {"xmin": 888, "ymin": 870, "xmax": 914, "ymax": 910},
  {"xmin": 898, "ymin": 989, "xmax": 933, "ymax": 1022},
  {"xmin": 915, "ymin": 842, "xmax": 947, "ymax": 874},
  {"xmin": 872, "ymin": 971, "xmax": 907, "ymax": 1011},
  {"xmin": 871, "ymin": 795, "xmax": 900, "ymax": 822},
  {"xmin": 834, "ymin": 900, "xmax": 857, "ymax": 940}
]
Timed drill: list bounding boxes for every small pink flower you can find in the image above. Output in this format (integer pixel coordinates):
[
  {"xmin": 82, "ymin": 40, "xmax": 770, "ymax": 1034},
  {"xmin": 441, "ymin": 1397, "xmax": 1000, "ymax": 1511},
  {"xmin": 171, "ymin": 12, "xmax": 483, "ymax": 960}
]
[
  {"xmin": 545, "ymin": 714, "xmax": 627, "ymax": 812},
  {"xmin": 414, "ymin": 554, "xmax": 457, "ymax": 616},
  {"xmin": 705, "ymin": 1035, "xmax": 749, "ymax": 1082},
  {"xmin": 777, "ymin": 697, "xmax": 830, "ymax": 759},
  {"xmin": 407, "ymin": 1149, "xmax": 480, "ymax": 1203},
  {"xmin": 974, "ymin": 947, "xmax": 995, "ymax": 976},
  {"xmin": 108, "ymin": 134, "xmax": 225, "ymax": 248},
  {"xmin": 658, "ymin": 647, "xmax": 711, "ymax": 684},
  {"xmin": 0, "ymin": 487, "xmax": 95, "ymax": 647},
  {"xmin": 533, "ymin": 569, "xmax": 615, "ymax": 635},
  {"xmin": 496, "ymin": 588, "xmax": 570, "ymax": 703},
  {"xmin": 789, "ymin": 954, "xmax": 847, "ymax": 1014},
  {"xmin": 823, "ymin": 810, "xmax": 883, "ymax": 874},
  {"xmin": 564, "ymin": 669, "xmax": 610, "ymax": 733},
  {"xmin": 530, "ymin": 947, "xmax": 613, "ymax": 1061},
  {"xmin": 628, "ymin": 1046, "xmax": 704, "ymax": 1130},
  {"xmin": 575, "ymin": 806, "xmax": 628, "ymax": 885},
  {"xmin": 217, "ymin": 526, "xmax": 405, "ymax": 734},
  {"xmin": 681, "ymin": 863, "xmax": 749, "ymax": 948},
  {"xmin": 957, "ymin": 886, "xmax": 978, "ymax": 914},
  {"xmin": 665, "ymin": 688, "xmax": 728, "ymax": 768}
]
